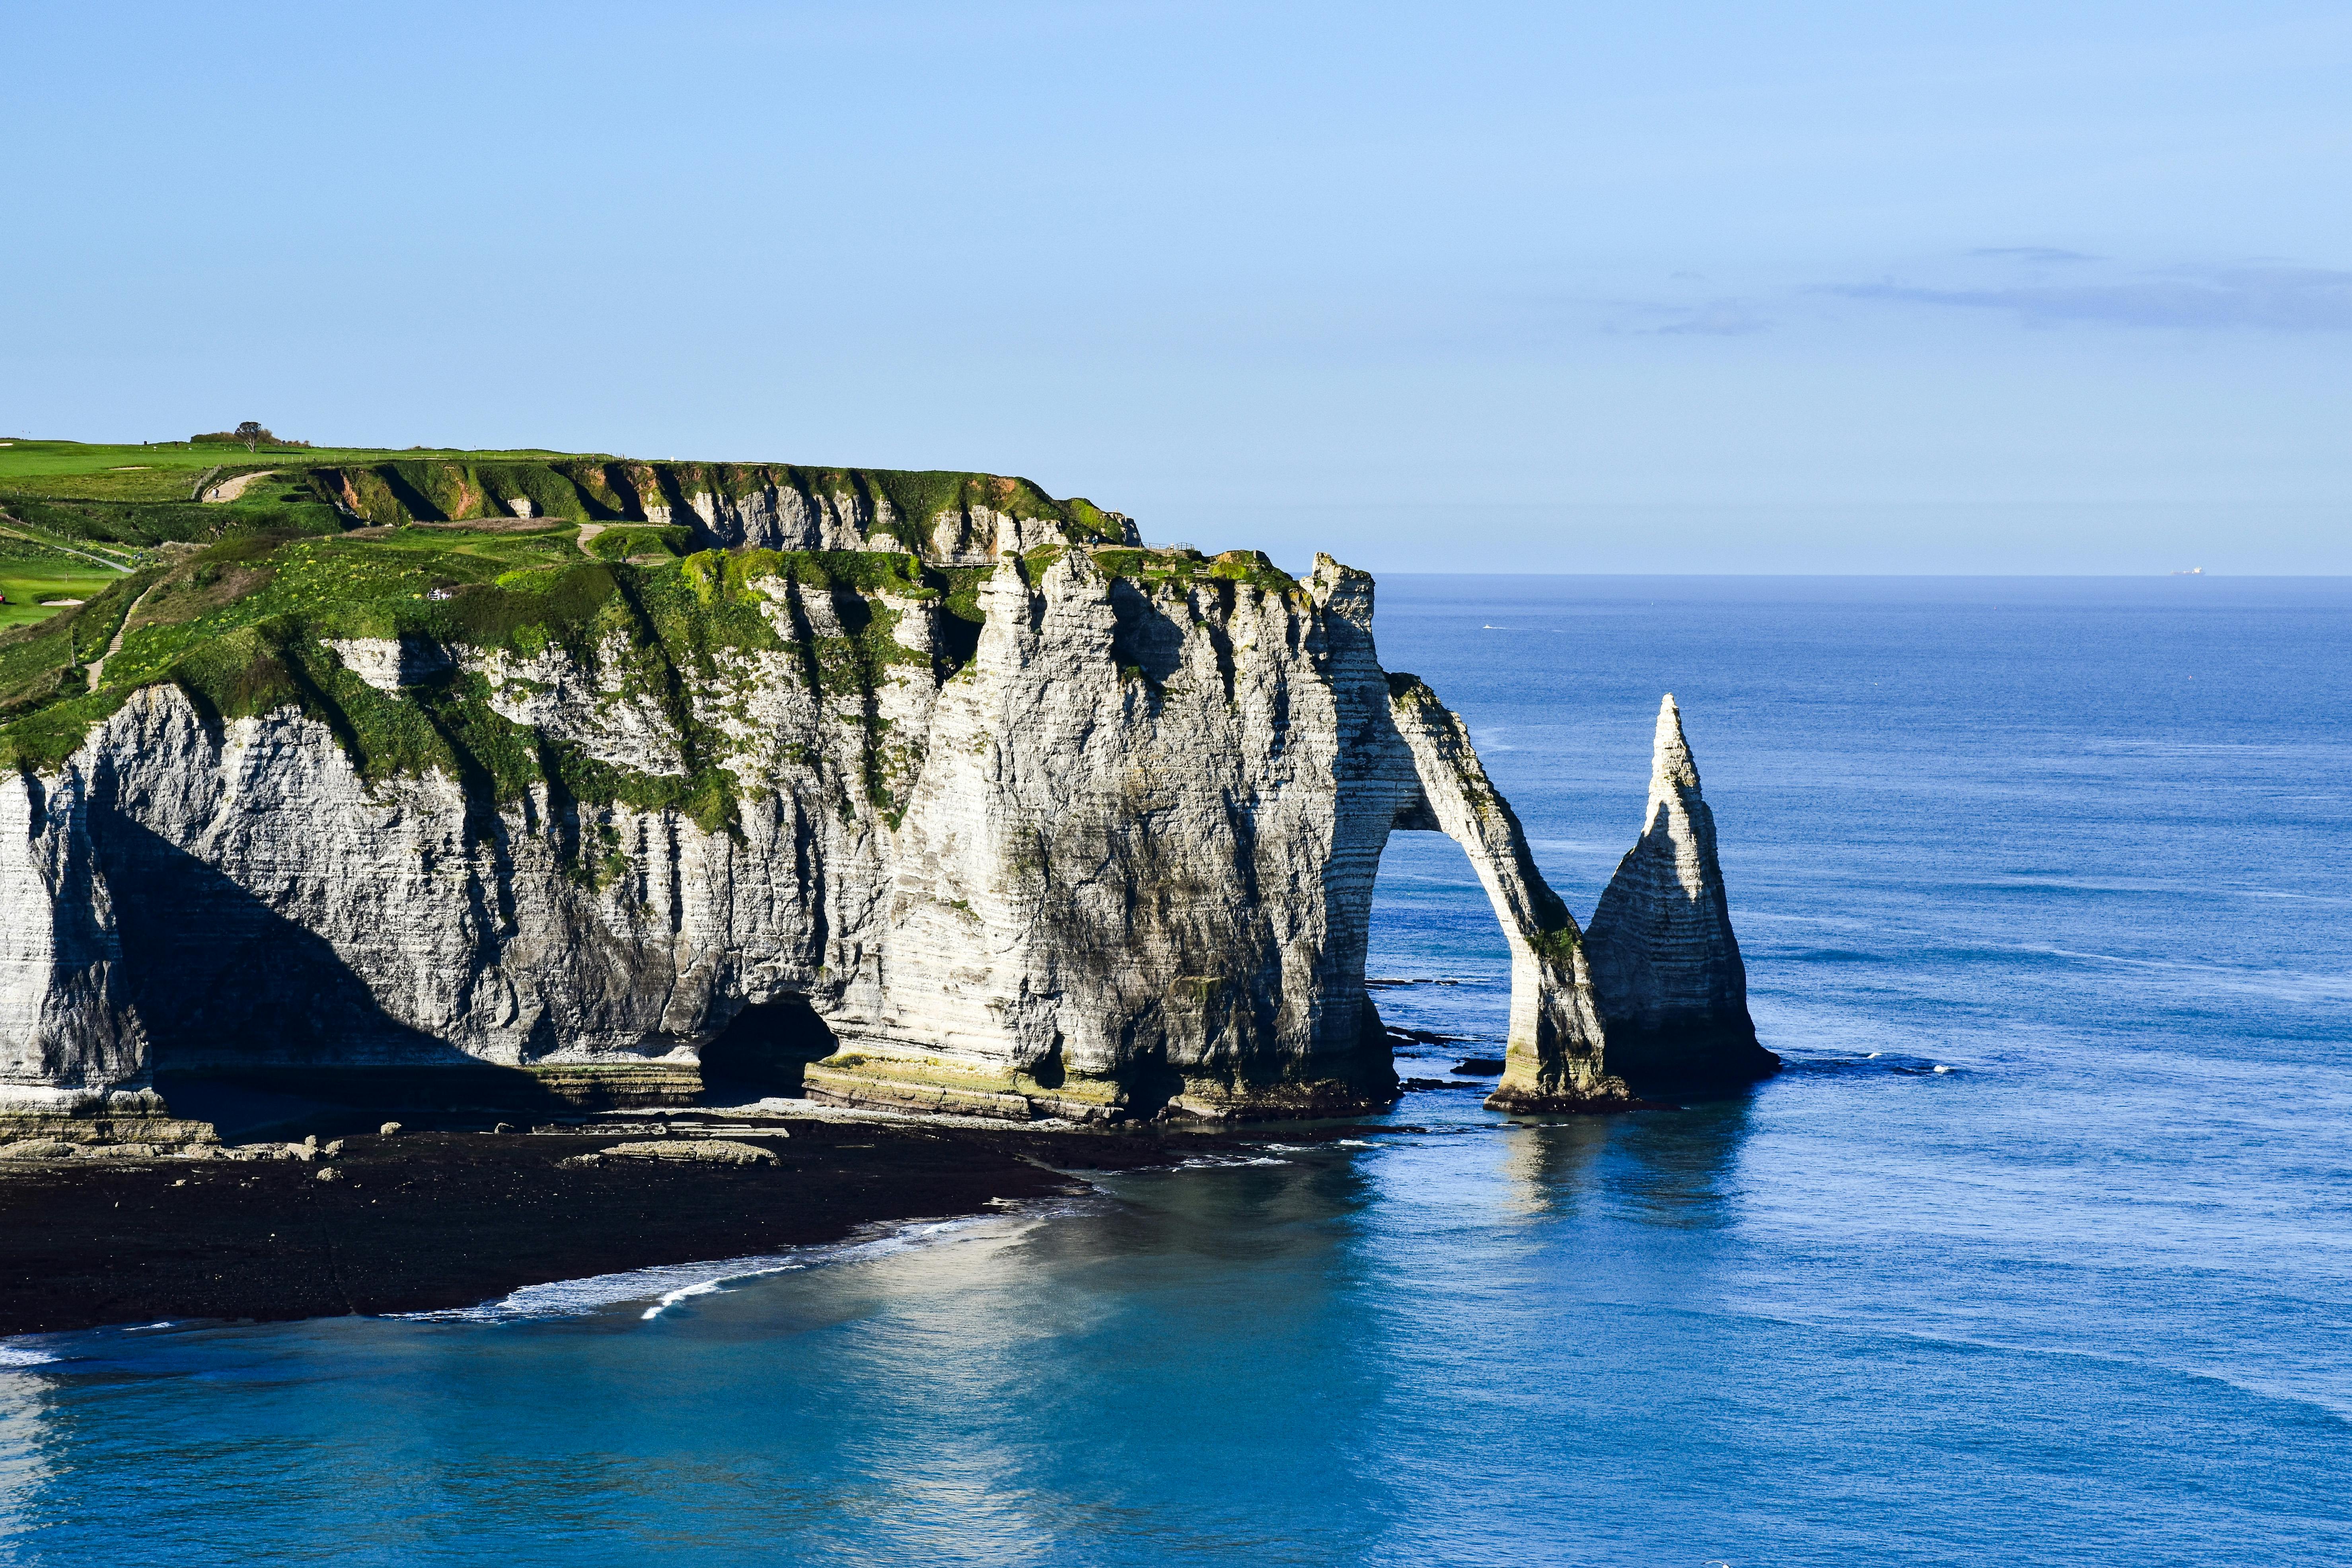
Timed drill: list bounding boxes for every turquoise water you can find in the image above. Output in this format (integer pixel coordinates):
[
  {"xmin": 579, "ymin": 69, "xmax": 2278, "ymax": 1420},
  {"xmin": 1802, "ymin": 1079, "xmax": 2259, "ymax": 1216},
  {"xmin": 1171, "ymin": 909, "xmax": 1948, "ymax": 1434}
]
[{"xmin": 5, "ymin": 576, "xmax": 2349, "ymax": 1565}]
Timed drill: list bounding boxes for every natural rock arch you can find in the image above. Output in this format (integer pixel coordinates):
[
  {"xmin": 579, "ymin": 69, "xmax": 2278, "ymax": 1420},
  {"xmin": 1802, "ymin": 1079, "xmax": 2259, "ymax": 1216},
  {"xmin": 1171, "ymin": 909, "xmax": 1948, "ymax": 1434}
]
[{"xmin": 1379, "ymin": 686, "xmax": 1776, "ymax": 1110}]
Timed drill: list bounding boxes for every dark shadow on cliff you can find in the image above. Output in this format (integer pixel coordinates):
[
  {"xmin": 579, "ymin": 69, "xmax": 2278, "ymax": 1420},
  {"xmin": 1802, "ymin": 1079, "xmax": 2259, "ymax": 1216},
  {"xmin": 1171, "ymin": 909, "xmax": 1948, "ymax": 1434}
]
[
  {"xmin": 1108, "ymin": 581, "xmax": 1187, "ymax": 688},
  {"xmin": 92, "ymin": 815, "xmax": 588, "ymax": 1120},
  {"xmin": 96, "ymin": 816, "xmax": 461, "ymax": 1069}
]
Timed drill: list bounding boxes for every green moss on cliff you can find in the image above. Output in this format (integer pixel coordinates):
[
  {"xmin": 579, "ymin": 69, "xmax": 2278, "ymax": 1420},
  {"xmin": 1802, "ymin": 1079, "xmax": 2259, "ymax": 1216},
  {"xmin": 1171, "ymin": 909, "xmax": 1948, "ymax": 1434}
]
[
  {"xmin": 0, "ymin": 688, "xmax": 133, "ymax": 766},
  {"xmin": 0, "ymin": 440, "xmax": 1153, "ymax": 832},
  {"xmin": 285, "ymin": 456, "xmax": 1123, "ymax": 549},
  {"xmin": 1091, "ymin": 547, "xmax": 1298, "ymax": 596},
  {"xmin": 584, "ymin": 525, "xmax": 691, "ymax": 562},
  {"xmin": 0, "ymin": 526, "xmax": 987, "ymax": 842}
]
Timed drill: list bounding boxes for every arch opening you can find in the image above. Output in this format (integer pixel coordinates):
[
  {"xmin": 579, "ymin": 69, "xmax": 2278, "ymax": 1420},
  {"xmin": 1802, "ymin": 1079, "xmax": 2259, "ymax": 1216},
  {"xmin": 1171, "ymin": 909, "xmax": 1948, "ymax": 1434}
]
[{"xmin": 1366, "ymin": 824, "xmax": 1515, "ymax": 1085}]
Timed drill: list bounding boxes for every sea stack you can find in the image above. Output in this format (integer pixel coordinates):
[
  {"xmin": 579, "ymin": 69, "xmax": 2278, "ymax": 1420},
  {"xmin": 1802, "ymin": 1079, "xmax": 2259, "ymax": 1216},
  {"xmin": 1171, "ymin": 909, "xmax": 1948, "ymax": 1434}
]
[{"xmin": 1578, "ymin": 695, "xmax": 1778, "ymax": 1090}]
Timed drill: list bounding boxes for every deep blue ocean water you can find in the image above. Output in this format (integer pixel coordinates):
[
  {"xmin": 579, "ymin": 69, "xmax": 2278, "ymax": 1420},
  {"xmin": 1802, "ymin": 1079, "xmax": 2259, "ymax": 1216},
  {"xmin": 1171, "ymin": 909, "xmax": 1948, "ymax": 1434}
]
[{"xmin": 4, "ymin": 575, "xmax": 2348, "ymax": 1566}]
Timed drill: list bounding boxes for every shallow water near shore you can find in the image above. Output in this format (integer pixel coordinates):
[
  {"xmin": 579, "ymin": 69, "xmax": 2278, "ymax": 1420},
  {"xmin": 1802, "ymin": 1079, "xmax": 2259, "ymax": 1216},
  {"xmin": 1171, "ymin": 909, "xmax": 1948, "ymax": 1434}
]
[{"xmin": 5, "ymin": 575, "xmax": 2350, "ymax": 1566}]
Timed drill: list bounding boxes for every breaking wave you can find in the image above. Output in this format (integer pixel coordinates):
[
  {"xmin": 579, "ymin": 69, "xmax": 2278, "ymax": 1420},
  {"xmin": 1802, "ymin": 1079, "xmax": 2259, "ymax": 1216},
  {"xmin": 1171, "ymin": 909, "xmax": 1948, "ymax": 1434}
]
[{"xmin": 401, "ymin": 1202, "xmax": 1094, "ymax": 1326}]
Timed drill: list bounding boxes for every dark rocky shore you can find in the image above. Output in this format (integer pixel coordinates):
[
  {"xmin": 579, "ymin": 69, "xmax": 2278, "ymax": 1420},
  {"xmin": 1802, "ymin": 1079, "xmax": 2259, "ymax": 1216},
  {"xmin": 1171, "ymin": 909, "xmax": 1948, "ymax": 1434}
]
[{"xmin": 0, "ymin": 1113, "xmax": 1326, "ymax": 1338}]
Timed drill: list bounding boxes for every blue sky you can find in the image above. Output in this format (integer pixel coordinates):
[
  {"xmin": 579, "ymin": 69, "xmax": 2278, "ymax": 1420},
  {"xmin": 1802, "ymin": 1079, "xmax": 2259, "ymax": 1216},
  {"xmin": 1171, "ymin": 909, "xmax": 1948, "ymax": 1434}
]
[{"xmin": 6, "ymin": 2, "xmax": 2346, "ymax": 572}]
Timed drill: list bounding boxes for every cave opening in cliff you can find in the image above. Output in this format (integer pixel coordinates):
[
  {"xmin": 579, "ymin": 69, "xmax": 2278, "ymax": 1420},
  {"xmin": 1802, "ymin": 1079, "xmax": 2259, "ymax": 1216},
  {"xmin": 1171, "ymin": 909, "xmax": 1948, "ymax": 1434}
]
[
  {"xmin": 1368, "ymin": 829, "xmax": 1518, "ymax": 1074},
  {"xmin": 699, "ymin": 995, "xmax": 839, "ymax": 1100}
]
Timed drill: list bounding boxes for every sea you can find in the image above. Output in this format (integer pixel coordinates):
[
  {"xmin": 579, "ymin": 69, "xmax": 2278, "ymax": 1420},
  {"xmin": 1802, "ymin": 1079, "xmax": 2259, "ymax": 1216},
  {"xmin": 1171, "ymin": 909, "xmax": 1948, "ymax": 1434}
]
[{"xmin": 3, "ymin": 575, "xmax": 2348, "ymax": 1566}]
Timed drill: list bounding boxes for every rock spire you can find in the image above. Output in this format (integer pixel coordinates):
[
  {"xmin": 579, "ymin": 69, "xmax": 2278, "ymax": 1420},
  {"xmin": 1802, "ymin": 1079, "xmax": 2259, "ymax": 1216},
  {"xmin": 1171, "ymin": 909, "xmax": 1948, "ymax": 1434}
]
[{"xmin": 1579, "ymin": 695, "xmax": 1777, "ymax": 1089}]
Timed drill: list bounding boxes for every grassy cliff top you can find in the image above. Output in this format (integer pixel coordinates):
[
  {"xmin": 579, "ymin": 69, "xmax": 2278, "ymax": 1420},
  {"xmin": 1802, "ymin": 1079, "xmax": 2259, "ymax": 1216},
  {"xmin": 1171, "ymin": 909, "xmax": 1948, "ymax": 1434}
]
[
  {"xmin": 0, "ymin": 438, "xmax": 1133, "ymax": 544},
  {"xmin": 0, "ymin": 520, "xmax": 1003, "ymax": 831},
  {"xmin": 0, "ymin": 439, "xmax": 1306, "ymax": 820}
]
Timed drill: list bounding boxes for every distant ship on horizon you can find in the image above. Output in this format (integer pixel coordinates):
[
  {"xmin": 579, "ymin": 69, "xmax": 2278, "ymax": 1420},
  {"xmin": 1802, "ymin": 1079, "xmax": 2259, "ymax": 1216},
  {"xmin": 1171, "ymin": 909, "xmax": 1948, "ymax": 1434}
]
[{"xmin": 2171, "ymin": 567, "xmax": 2205, "ymax": 576}]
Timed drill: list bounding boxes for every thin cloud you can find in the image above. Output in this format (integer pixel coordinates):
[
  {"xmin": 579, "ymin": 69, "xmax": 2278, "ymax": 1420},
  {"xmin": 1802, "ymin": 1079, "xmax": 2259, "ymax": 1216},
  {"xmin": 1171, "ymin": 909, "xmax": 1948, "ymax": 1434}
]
[
  {"xmin": 1568, "ymin": 293, "xmax": 1772, "ymax": 338},
  {"xmin": 1648, "ymin": 298, "xmax": 1769, "ymax": 336},
  {"xmin": 1830, "ymin": 265, "xmax": 2352, "ymax": 331},
  {"xmin": 1968, "ymin": 246, "xmax": 2101, "ymax": 264}
]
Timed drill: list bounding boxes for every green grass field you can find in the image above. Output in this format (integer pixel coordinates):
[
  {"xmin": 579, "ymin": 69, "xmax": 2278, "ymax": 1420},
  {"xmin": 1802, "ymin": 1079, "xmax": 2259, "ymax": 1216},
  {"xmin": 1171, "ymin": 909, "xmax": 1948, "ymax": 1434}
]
[
  {"xmin": 0, "ymin": 555, "xmax": 122, "ymax": 630},
  {"xmin": 0, "ymin": 439, "xmax": 1132, "ymax": 544},
  {"xmin": 0, "ymin": 438, "xmax": 588, "ymax": 503}
]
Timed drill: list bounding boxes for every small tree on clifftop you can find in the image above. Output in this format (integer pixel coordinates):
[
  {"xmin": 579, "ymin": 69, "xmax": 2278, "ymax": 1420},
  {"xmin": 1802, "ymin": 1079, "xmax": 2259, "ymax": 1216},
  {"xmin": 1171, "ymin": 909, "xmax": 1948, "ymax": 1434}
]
[{"xmin": 234, "ymin": 421, "xmax": 263, "ymax": 452}]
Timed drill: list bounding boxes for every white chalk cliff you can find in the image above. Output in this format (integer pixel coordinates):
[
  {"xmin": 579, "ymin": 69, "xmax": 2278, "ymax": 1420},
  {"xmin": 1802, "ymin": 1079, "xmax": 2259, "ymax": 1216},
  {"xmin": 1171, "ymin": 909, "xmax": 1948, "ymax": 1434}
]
[{"xmin": 0, "ymin": 545, "xmax": 1772, "ymax": 1135}]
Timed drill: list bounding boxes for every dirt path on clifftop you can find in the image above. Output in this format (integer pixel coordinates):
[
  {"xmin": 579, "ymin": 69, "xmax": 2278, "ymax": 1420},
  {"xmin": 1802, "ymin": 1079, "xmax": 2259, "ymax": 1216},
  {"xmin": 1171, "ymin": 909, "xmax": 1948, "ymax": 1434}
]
[
  {"xmin": 200, "ymin": 469, "xmax": 275, "ymax": 503},
  {"xmin": 85, "ymin": 578, "xmax": 166, "ymax": 691}
]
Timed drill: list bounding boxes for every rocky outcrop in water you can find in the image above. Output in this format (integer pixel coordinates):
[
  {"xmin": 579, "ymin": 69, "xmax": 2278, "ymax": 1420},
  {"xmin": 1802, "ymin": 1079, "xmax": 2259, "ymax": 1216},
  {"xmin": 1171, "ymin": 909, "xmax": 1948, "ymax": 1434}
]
[
  {"xmin": 0, "ymin": 519, "xmax": 1772, "ymax": 1134},
  {"xmin": 1534, "ymin": 695, "xmax": 1776, "ymax": 1098}
]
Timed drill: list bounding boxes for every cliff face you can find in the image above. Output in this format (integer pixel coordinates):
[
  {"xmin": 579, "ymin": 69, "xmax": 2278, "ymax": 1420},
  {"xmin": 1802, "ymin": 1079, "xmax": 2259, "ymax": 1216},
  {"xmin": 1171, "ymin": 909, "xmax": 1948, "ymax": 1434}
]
[
  {"xmin": 0, "ymin": 767, "xmax": 148, "ymax": 1116},
  {"xmin": 0, "ymin": 522, "xmax": 1772, "ymax": 1133}
]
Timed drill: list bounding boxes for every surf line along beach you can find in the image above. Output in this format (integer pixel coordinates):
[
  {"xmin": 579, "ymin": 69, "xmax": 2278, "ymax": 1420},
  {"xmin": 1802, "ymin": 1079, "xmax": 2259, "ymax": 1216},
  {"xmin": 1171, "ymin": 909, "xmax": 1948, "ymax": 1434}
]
[{"xmin": 0, "ymin": 1109, "xmax": 1397, "ymax": 1336}]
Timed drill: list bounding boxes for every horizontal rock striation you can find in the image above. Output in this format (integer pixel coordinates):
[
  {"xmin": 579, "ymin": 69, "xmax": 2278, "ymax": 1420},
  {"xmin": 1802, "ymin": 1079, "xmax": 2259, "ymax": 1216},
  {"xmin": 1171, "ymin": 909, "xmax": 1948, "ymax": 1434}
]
[{"xmin": 2, "ymin": 528, "xmax": 1771, "ymax": 1132}]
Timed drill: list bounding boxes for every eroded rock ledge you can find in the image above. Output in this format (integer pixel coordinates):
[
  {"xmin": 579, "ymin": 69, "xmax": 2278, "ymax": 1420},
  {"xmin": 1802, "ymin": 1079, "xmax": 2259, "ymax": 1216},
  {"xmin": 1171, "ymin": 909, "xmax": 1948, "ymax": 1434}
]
[{"xmin": 2, "ymin": 540, "xmax": 1774, "ymax": 1135}]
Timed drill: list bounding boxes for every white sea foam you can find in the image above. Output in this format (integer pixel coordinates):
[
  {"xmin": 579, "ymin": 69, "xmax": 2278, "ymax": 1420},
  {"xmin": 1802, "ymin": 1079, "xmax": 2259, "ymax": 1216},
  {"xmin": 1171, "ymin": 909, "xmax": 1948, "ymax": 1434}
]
[
  {"xmin": 1933, "ymin": 1064, "xmax": 1956, "ymax": 1075},
  {"xmin": 400, "ymin": 1212, "xmax": 1026, "ymax": 1326},
  {"xmin": 643, "ymin": 1279, "xmax": 728, "ymax": 1321},
  {"xmin": 0, "ymin": 1347, "xmax": 58, "ymax": 1369}
]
